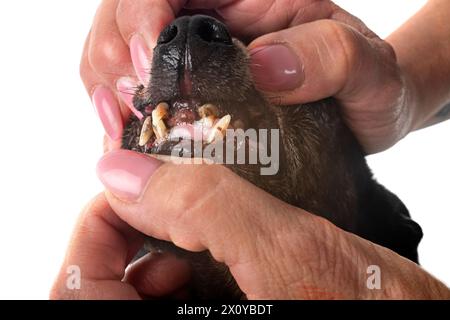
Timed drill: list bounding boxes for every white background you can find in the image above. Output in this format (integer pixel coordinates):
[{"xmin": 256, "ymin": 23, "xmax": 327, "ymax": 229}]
[{"xmin": 0, "ymin": 0, "xmax": 448, "ymax": 299}]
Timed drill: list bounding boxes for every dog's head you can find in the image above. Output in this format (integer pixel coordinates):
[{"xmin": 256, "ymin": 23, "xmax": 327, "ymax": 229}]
[
  {"xmin": 122, "ymin": 18, "xmax": 423, "ymax": 292},
  {"xmin": 130, "ymin": 15, "xmax": 278, "ymax": 158}
]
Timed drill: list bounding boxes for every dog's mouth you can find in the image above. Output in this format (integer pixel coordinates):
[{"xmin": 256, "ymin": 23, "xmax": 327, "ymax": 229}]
[
  {"xmin": 128, "ymin": 98, "xmax": 249, "ymax": 157},
  {"xmin": 122, "ymin": 15, "xmax": 271, "ymax": 159}
]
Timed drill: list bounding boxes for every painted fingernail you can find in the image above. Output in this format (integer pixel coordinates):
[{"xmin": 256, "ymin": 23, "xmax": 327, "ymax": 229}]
[
  {"xmin": 130, "ymin": 34, "xmax": 152, "ymax": 85},
  {"xmin": 92, "ymin": 86, "xmax": 123, "ymax": 141},
  {"xmin": 250, "ymin": 45, "xmax": 304, "ymax": 92},
  {"xmin": 96, "ymin": 150, "xmax": 162, "ymax": 202},
  {"xmin": 116, "ymin": 77, "xmax": 144, "ymax": 120}
]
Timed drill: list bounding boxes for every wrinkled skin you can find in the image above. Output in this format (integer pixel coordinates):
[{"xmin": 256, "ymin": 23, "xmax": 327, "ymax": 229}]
[{"xmin": 122, "ymin": 15, "xmax": 422, "ymax": 299}]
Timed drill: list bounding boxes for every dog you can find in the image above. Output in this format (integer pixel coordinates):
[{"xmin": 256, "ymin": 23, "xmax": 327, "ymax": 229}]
[{"xmin": 122, "ymin": 15, "xmax": 423, "ymax": 299}]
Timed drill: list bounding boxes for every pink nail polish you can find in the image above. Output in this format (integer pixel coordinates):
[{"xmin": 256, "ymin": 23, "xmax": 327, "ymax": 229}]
[
  {"xmin": 92, "ymin": 86, "xmax": 123, "ymax": 141},
  {"xmin": 116, "ymin": 77, "xmax": 144, "ymax": 120},
  {"xmin": 250, "ymin": 45, "xmax": 304, "ymax": 92},
  {"xmin": 130, "ymin": 34, "xmax": 152, "ymax": 85},
  {"xmin": 96, "ymin": 150, "xmax": 162, "ymax": 201}
]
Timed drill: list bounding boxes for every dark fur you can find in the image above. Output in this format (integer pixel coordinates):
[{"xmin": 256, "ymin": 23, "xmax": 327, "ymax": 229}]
[{"xmin": 123, "ymin": 15, "xmax": 422, "ymax": 299}]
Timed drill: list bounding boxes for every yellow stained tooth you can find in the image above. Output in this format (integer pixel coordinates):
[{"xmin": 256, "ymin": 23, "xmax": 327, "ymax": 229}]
[
  {"xmin": 152, "ymin": 103, "xmax": 169, "ymax": 140},
  {"xmin": 206, "ymin": 115, "xmax": 231, "ymax": 144},
  {"xmin": 139, "ymin": 116, "xmax": 154, "ymax": 147},
  {"xmin": 152, "ymin": 102, "xmax": 169, "ymax": 121},
  {"xmin": 215, "ymin": 114, "xmax": 231, "ymax": 131},
  {"xmin": 198, "ymin": 104, "xmax": 219, "ymax": 118},
  {"xmin": 153, "ymin": 119, "xmax": 168, "ymax": 140}
]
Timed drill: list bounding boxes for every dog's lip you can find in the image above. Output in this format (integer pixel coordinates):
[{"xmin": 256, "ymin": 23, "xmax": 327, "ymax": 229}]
[{"xmin": 137, "ymin": 99, "xmax": 243, "ymax": 155}]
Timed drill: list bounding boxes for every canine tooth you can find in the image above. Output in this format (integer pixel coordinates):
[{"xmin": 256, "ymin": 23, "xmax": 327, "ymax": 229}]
[
  {"xmin": 152, "ymin": 102, "xmax": 169, "ymax": 121},
  {"xmin": 153, "ymin": 119, "xmax": 168, "ymax": 140},
  {"xmin": 206, "ymin": 115, "xmax": 231, "ymax": 144},
  {"xmin": 152, "ymin": 103, "xmax": 169, "ymax": 140},
  {"xmin": 215, "ymin": 115, "xmax": 231, "ymax": 131},
  {"xmin": 198, "ymin": 104, "xmax": 219, "ymax": 118},
  {"xmin": 139, "ymin": 116, "xmax": 154, "ymax": 146}
]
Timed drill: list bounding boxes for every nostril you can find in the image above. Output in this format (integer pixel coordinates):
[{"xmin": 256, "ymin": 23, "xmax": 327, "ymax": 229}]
[
  {"xmin": 196, "ymin": 20, "xmax": 232, "ymax": 45},
  {"xmin": 157, "ymin": 24, "xmax": 178, "ymax": 45}
]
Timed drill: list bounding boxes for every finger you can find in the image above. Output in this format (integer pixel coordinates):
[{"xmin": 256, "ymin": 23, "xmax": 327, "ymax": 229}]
[
  {"xmin": 116, "ymin": 0, "xmax": 186, "ymax": 46},
  {"xmin": 96, "ymin": 150, "xmax": 324, "ymax": 298},
  {"xmin": 85, "ymin": 0, "xmax": 187, "ymax": 144},
  {"xmin": 88, "ymin": 0, "xmax": 135, "ymax": 86},
  {"xmin": 96, "ymin": 151, "xmax": 277, "ymax": 256},
  {"xmin": 81, "ymin": 35, "xmax": 125, "ymax": 145},
  {"xmin": 81, "ymin": 1, "xmax": 139, "ymax": 142},
  {"xmin": 103, "ymin": 134, "xmax": 123, "ymax": 153},
  {"xmin": 82, "ymin": 37, "xmax": 137, "ymax": 151},
  {"xmin": 124, "ymin": 252, "xmax": 191, "ymax": 298},
  {"xmin": 248, "ymin": 19, "xmax": 399, "ymax": 106},
  {"xmin": 185, "ymin": 0, "xmax": 375, "ymax": 41},
  {"xmin": 51, "ymin": 193, "xmax": 144, "ymax": 299},
  {"xmin": 116, "ymin": 0, "xmax": 187, "ymax": 84},
  {"xmin": 247, "ymin": 19, "xmax": 402, "ymax": 152}
]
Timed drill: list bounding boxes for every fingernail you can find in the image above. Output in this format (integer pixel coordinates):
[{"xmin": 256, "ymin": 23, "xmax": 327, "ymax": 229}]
[
  {"xmin": 116, "ymin": 77, "xmax": 144, "ymax": 120},
  {"xmin": 130, "ymin": 34, "xmax": 152, "ymax": 85},
  {"xmin": 92, "ymin": 86, "xmax": 123, "ymax": 141},
  {"xmin": 250, "ymin": 45, "xmax": 304, "ymax": 92},
  {"xmin": 96, "ymin": 150, "xmax": 162, "ymax": 202}
]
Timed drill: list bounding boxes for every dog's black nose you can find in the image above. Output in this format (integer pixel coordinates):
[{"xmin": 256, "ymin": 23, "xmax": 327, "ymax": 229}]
[
  {"xmin": 190, "ymin": 16, "xmax": 232, "ymax": 44},
  {"xmin": 157, "ymin": 15, "xmax": 232, "ymax": 46},
  {"xmin": 151, "ymin": 15, "xmax": 236, "ymax": 99}
]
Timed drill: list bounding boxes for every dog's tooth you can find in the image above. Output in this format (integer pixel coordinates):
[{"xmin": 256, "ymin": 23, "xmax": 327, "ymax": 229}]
[
  {"xmin": 153, "ymin": 119, "xmax": 168, "ymax": 140},
  {"xmin": 206, "ymin": 115, "xmax": 231, "ymax": 144},
  {"xmin": 198, "ymin": 104, "xmax": 219, "ymax": 118},
  {"xmin": 152, "ymin": 103, "xmax": 169, "ymax": 140},
  {"xmin": 152, "ymin": 102, "xmax": 169, "ymax": 122},
  {"xmin": 206, "ymin": 128, "xmax": 224, "ymax": 144},
  {"xmin": 139, "ymin": 116, "xmax": 154, "ymax": 146},
  {"xmin": 216, "ymin": 114, "xmax": 231, "ymax": 131}
]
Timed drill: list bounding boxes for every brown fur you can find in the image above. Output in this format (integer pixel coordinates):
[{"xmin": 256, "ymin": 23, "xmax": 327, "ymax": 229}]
[{"xmin": 123, "ymin": 15, "xmax": 422, "ymax": 299}]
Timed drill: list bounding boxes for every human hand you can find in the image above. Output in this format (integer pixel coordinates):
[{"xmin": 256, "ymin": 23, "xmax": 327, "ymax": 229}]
[
  {"xmin": 85, "ymin": 149, "xmax": 448, "ymax": 299},
  {"xmin": 50, "ymin": 193, "xmax": 192, "ymax": 299},
  {"xmin": 82, "ymin": 0, "xmax": 419, "ymax": 155}
]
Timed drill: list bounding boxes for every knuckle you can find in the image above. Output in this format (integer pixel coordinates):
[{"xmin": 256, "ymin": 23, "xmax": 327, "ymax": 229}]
[
  {"xmin": 378, "ymin": 39, "xmax": 397, "ymax": 61},
  {"xmin": 88, "ymin": 36, "xmax": 128, "ymax": 76},
  {"xmin": 172, "ymin": 165, "xmax": 227, "ymax": 218},
  {"xmin": 154, "ymin": 164, "xmax": 233, "ymax": 251},
  {"xmin": 325, "ymin": 21, "xmax": 361, "ymax": 76},
  {"xmin": 170, "ymin": 165, "xmax": 231, "ymax": 222},
  {"xmin": 153, "ymin": 164, "xmax": 241, "ymax": 253}
]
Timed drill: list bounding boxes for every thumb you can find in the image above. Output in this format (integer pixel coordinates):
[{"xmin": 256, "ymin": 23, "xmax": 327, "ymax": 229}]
[
  {"xmin": 96, "ymin": 149, "xmax": 327, "ymax": 299},
  {"xmin": 248, "ymin": 19, "xmax": 399, "ymax": 106},
  {"xmin": 248, "ymin": 18, "xmax": 409, "ymax": 154}
]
